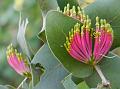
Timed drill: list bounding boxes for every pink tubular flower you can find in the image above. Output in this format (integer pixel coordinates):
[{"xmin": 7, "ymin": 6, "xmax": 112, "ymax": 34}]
[
  {"xmin": 64, "ymin": 17, "xmax": 113, "ymax": 65},
  {"xmin": 6, "ymin": 44, "xmax": 31, "ymax": 78}
]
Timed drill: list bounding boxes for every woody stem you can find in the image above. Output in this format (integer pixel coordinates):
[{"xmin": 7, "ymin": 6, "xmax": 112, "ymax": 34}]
[{"xmin": 94, "ymin": 65, "xmax": 110, "ymax": 87}]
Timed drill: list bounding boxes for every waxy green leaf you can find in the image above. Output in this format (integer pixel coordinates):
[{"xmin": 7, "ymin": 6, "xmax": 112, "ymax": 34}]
[
  {"xmin": 62, "ymin": 74, "xmax": 89, "ymax": 89},
  {"xmin": 32, "ymin": 43, "xmax": 69, "ymax": 89},
  {"xmin": 62, "ymin": 74, "xmax": 78, "ymax": 89},
  {"xmin": 45, "ymin": 11, "xmax": 93, "ymax": 78},
  {"xmin": 0, "ymin": 85, "xmax": 8, "ymax": 89}
]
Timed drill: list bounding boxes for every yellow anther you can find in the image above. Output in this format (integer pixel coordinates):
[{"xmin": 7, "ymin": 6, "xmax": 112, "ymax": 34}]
[
  {"xmin": 83, "ymin": 20, "xmax": 87, "ymax": 26},
  {"xmin": 81, "ymin": 26, "xmax": 85, "ymax": 35},
  {"xmin": 69, "ymin": 32, "xmax": 73, "ymax": 42},
  {"xmin": 64, "ymin": 43, "xmax": 70, "ymax": 52},
  {"xmin": 74, "ymin": 28, "xmax": 76, "ymax": 34},
  {"xmin": 86, "ymin": 15, "xmax": 89, "ymax": 20},
  {"xmin": 83, "ymin": 14, "xmax": 86, "ymax": 20},
  {"xmin": 86, "ymin": 19, "xmax": 90, "ymax": 29},
  {"xmin": 75, "ymin": 23, "xmax": 80, "ymax": 32},
  {"xmin": 7, "ymin": 49, "xmax": 10, "ymax": 53},
  {"xmin": 67, "ymin": 4, "xmax": 70, "ymax": 11},
  {"xmin": 7, "ymin": 55, "xmax": 10, "ymax": 59},
  {"xmin": 11, "ymin": 53, "xmax": 14, "ymax": 56},
  {"xmin": 103, "ymin": 19, "xmax": 106, "ymax": 25},
  {"xmin": 7, "ymin": 46, "xmax": 10, "ymax": 50},
  {"xmin": 106, "ymin": 23, "xmax": 111, "ymax": 28},
  {"xmin": 63, "ymin": 6, "xmax": 67, "ymax": 14},
  {"xmin": 69, "ymin": 36, "xmax": 73, "ymax": 42},
  {"xmin": 74, "ymin": 23, "xmax": 79, "ymax": 29},
  {"xmin": 77, "ymin": 6, "xmax": 82, "ymax": 15},
  {"xmin": 72, "ymin": 6, "xmax": 76, "ymax": 13},
  {"xmin": 10, "ymin": 48, "xmax": 14, "ymax": 53},
  {"xmin": 15, "ymin": 49, "xmax": 17, "ymax": 53},
  {"xmin": 71, "ymin": 28, "xmax": 74, "ymax": 35},
  {"xmin": 65, "ymin": 41, "xmax": 70, "ymax": 49},
  {"xmin": 86, "ymin": 25, "xmax": 89, "ymax": 29},
  {"xmin": 106, "ymin": 24, "xmax": 112, "ymax": 33},
  {"xmin": 66, "ymin": 37, "xmax": 70, "ymax": 44},
  {"xmin": 77, "ymin": 6, "xmax": 80, "ymax": 11},
  {"xmin": 76, "ymin": 28, "xmax": 80, "ymax": 33},
  {"xmin": 96, "ymin": 16, "xmax": 99, "ymax": 22},
  {"xmin": 94, "ymin": 31, "xmax": 101, "ymax": 38},
  {"xmin": 96, "ymin": 16, "xmax": 99, "ymax": 27},
  {"xmin": 100, "ymin": 19, "xmax": 104, "ymax": 28},
  {"xmin": 69, "ymin": 31, "xmax": 71, "ymax": 37},
  {"xmin": 107, "ymin": 29, "xmax": 112, "ymax": 33}
]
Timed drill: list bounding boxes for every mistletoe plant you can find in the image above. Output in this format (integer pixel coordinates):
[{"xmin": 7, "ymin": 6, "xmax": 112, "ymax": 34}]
[{"xmin": 1, "ymin": 0, "xmax": 120, "ymax": 89}]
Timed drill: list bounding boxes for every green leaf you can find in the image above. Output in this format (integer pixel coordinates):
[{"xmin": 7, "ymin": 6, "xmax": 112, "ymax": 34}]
[
  {"xmin": 62, "ymin": 74, "xmax": 78, "ymax": 89},
  {"xmin": 77, "ymin": 82, "xmax": 89, "ymax": 89},
  {"xmin": 84, "ymin": 0, "xmax": 120, "ymax": 49},
  {"xmin": 31, "ymin": 64, "xmax": 44, "ymax": 86},
  {"xmin": 85, "ymin": 52, "xmax": 120, "ymax": 89},
  {"xmin": 5, "ymin": 85, "xmax": 16, "ymax": 89},
  {"xmin": 39, "ymin": 0, "xmax": 58, "ymax": 14},
  {"xmin": 62, "ymin": 74, "xmax": 89, "ymax": 89},
  {"xmin": 38, "ymin": 0, "xmax": 58, "ymax": 44},
  {"xmin": 45, "ymin": 11, "xmax": 93, "ymax": 78},
  {"xmin": 38, "ymin": 30, "xmax": 46, "ymax": 42},
  {"xmin": 77, "ymin": 0, "xmax": 95, "ymax": 8},
  {"xmin": 56, "ymin": 0, "xmax": 79, "ymax": 10},
  {"xmin": 72, "ymin": 76, "xmax": 83, "ymax": 85},
  {"xmin": 112, "ymin": 47, "xmax": 120, "ymax": 56},
  {"xmin": 32, "ymin": 43, "xmax": 69, "ymax": 89},
  {"xmin": 22, "ymin": 82, "xmax": 29, "ymax": 89},
  {"xmin": 0, "ymin": 85, "xmax": 8, "ymax": 89}
]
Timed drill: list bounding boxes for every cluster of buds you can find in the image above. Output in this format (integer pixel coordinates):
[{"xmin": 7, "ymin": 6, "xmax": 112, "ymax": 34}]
[
  {"xmin": 6, "ymin": 44, "xmax": 31, "ymax": 78},
  {"xmin": 57, "ymin": 4, "xmax": 87, "ymax": 23},
  {"xmin": 64, "ymin": 16, "xmax": 113, "ymax": 65}
]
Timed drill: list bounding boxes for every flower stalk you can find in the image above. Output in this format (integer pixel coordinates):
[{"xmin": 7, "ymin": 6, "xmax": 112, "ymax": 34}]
[
  {"xmin": 94, "ymin": 65, "xmax": 110, "ymax": 87},
  {"xmin": 17, "ymin": 77, "xmax": 27, "ymax": 89}
]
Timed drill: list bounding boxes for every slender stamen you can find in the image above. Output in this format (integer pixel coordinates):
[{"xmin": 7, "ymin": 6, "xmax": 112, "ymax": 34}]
[
  {"xmin": 6, "ymin": 44, "xmax": 31, "ymax": 78},
  {"xmin": 57, "ymin": 4, "xmax": 87, "ymax": 23}
]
